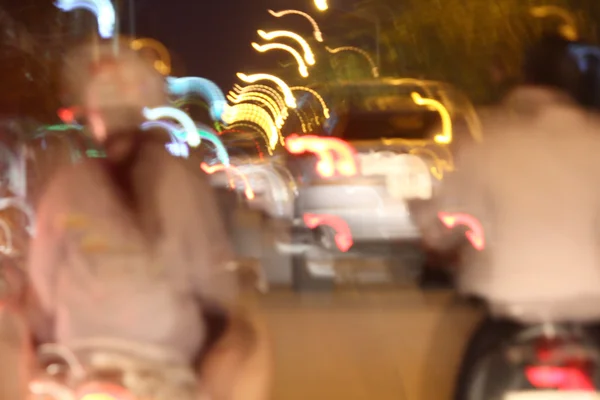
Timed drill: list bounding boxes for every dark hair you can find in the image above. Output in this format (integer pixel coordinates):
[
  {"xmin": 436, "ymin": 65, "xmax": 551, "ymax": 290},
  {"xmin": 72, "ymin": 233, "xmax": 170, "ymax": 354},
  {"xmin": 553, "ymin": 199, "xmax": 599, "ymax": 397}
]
[{"xmin": 523, "ymin": 34, "xmax": 582, "ymax": 98}]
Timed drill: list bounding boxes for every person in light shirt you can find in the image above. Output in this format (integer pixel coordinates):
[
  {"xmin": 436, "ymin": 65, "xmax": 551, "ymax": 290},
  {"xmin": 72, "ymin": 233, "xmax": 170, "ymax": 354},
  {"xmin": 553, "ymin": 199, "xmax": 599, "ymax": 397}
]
[
  {"xmin": 411, "ymin": 34, "xmax": 600, "ymax": 399},
  {"xmin": 19, "ymin": 39, "xmax": 271, "ymax": 400}
]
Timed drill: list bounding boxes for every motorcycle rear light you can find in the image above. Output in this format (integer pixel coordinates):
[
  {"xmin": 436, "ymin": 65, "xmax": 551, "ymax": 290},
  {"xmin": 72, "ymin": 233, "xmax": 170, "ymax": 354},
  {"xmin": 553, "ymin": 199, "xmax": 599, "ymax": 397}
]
[
  {"xmin": 526, "ymin": 366, "xmax": 594, "ymax": 391},
  {"xmin": 285, "ymin": 134, "xmax": 357, "ymax": 178},
  {"xmin": 525, "ymin": 337, "xmax": 595, "ymax": 391}
]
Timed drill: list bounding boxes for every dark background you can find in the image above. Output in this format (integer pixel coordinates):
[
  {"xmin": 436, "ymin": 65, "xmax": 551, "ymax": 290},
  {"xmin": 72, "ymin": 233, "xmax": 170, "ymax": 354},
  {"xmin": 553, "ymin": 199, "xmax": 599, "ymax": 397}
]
[{"xmin": 130, "ymin": 0, "xmax": 314, "ymax": 89}]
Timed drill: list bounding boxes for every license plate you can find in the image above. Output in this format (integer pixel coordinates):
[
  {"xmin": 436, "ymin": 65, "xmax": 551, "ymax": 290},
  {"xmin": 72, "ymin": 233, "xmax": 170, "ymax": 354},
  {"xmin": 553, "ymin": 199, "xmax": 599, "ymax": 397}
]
[
  {"xmin": 358, "ymin": 153, "xmax": 432, "ymax": 200},
  {"xmin": 386, "ymin": 173, "xmax": 432, "ymax": 200},
  {"xmin": 504, "ymin": 391, "xmax": 600, "ymax": 400}
]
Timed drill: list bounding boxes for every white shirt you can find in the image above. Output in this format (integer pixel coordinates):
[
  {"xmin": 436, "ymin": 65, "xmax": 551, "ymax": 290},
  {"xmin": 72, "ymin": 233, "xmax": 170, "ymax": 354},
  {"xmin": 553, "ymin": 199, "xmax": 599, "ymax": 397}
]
[
  {"xmin": 28, "ymin": 141, "xmax": 237, "ymax": 362},
  {"xmin": 422, "ymin": 87, "xmax": 600, "ymax": 323}
]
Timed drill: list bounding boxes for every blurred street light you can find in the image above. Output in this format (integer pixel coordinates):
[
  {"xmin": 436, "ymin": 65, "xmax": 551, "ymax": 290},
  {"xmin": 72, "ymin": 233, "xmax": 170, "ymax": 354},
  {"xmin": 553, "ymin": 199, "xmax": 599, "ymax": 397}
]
[
  {"xmin": 326, "ymin": 46, "xmax": 379, "ymax": 78},
  {"xmin": 315, "ymin": 1, "xmax": 380, "ymax": 72},
  {"xmin": 130, "ymin": 38, "xmax": 171, "ymax": 75},
  {"xmin": 530, "ymin": 5, "xmax": 578, "ymax": 41},
  {"xmin": 314, "ymin": 0, "xmax": 328, "ymax": 11}
]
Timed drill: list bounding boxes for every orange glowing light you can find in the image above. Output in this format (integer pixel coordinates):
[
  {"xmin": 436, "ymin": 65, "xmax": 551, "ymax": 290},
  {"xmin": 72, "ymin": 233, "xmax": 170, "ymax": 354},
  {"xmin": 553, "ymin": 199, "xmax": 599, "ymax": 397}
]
[
  {"xmin": 438, "ymin": 212, "xmax": 485, "ymax": 251},
  {"xmin": 58, "ymin": 107, "xmax": 77, "ymax": 124},
  {"xmin": 200, "ymin": 162, "xmax": 255, "ymax": 200},
  {"xmin": 303, "ymin": 213, "xmax": 353, "ymax": 252},
  {"xmin": 285, "ymin": 134, "xmax": 357, "ymax": 178}
]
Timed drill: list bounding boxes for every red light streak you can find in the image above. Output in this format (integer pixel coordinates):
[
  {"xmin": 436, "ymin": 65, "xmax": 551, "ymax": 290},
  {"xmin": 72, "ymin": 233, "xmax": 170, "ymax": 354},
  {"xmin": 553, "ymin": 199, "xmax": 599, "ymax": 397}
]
[
  {"xmin": 200, "ymin": 162, "xmax": 255, "ymax": 200},
  {"xmin": 303, "ymin": 213, "xmax": 353, "ymax": 252},
  {"xmin": 438, "ymin": 212, "xmax": 485, "ymax": 251},
  {"xmin": 285, "ymin": 134, "xmax": 357, "ymax": 178},
  {"xmin": 526, "ymin": 366, "xmax": 594, "ymax": 391}
]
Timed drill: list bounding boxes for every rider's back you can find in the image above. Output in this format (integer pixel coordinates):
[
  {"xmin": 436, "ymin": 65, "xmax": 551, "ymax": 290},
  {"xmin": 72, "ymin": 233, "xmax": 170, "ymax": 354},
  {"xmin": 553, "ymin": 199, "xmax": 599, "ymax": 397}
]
[
  {"xmin": 457, "ymin": 87, "xmax": 600, "ymax": 323},
  {"xmin": 29, "ymin": 138, "xmax": 237, "ymax": 362}
]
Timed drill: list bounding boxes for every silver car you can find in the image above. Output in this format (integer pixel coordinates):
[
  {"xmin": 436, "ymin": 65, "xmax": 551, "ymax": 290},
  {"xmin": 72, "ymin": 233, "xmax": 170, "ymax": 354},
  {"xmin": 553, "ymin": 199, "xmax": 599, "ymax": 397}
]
[{"xmin": 278, "ymin": 80, "xmax": 478, "ymax": 289}]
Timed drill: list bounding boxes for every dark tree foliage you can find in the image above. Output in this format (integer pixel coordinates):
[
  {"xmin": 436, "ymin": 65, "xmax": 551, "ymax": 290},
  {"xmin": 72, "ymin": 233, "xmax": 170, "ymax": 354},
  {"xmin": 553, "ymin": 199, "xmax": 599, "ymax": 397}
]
[
  {"xmin": 0, "ymin": 0, "xmax": 93, "ymax": 123},
  {"xmin": 301, "ymin": 0, "xmax": 600, "ymax": 104}
]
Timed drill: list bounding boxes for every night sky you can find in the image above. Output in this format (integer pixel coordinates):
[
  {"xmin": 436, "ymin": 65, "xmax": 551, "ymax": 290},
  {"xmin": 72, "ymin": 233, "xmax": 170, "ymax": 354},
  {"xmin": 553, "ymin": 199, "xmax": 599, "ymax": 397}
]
[{"xmin": 132, "ymin": 0, "xmax": 312, "ymax": 91}]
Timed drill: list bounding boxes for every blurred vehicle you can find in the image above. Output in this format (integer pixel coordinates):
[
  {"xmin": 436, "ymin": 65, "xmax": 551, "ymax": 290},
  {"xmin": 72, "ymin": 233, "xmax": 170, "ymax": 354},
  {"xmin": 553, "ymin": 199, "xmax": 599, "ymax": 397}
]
[
  {"xmin": 276, "ymin": 79, "xmax": 479, "ymax": 290},
  {"xmin": 463, "ymin": 323, "xmax": 600, "ymax": 400},
  {"xmin": 205, "ymin": 130, "xmax": 297, "ymax": 222},
  {"xmin": 29, "ymin": 340, "xmax": 198, "ymax": 400}
]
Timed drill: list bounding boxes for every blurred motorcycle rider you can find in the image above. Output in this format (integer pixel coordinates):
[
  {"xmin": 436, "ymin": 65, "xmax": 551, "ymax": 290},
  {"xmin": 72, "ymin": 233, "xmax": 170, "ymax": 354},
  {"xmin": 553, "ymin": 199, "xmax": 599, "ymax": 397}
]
[
  {"xmin": 411, "ymin": 34, "xmax": 600, "ymax": 399},
  {"xmin": 25, "ymin": 39, "xmax": 270, "ymax": 400}
]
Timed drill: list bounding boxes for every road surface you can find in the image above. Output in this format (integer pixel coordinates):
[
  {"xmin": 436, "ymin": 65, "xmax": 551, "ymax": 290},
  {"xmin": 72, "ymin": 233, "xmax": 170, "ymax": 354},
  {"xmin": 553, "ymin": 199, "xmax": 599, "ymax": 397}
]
[{"xmin": 243, "ymin": 288, "xmax": 483, "ymax": 400}]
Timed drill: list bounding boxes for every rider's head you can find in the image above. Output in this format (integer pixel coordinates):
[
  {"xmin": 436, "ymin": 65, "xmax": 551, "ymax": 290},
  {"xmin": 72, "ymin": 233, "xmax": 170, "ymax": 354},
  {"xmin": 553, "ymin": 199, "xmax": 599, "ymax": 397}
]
[
  {"xmin": 63, "ymin": 38, "xmax": 167, "ymax": 147},
  {"xmin": 522, "ymin": 33, "xmax": 582, "ymax": 100}
]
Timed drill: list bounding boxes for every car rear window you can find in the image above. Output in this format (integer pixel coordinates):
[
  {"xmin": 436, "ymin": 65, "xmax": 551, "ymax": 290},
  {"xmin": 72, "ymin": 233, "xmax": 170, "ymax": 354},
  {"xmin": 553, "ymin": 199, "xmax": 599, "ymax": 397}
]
[{"xmin": 333, "ymin": 110, "xmax": 442, "ymax": 141}]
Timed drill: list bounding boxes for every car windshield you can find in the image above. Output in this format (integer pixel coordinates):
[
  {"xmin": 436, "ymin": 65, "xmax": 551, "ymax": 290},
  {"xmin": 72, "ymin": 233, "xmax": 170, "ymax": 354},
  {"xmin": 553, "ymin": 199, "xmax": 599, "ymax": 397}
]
[{"xmin": 334, "ymin": 110, "xmax": 442, "ymax": 141}]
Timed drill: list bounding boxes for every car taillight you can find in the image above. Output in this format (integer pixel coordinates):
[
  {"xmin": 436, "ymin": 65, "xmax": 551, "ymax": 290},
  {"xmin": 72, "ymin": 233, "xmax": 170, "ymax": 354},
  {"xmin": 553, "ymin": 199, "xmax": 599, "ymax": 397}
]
[
  {"xmin": 438, "ymin": 212, "xmax": 485, "ymax": 251},
  {"xmin": 303, "ymin": 213, "xmax": 353, "ymax": 252},
  {"xmin": 77, "ymin": 381, "xmax": 136, "ymax": 400},
  {"xmin": 285, "ymin": 134, "xmax": 357, "ymax": 179}
]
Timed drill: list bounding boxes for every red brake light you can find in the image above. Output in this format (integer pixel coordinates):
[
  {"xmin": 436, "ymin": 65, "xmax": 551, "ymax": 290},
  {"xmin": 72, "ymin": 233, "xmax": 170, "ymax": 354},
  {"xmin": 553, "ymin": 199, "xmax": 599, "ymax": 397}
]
[
  {"xmin": 303, "ymin": 213, "xmax": 353, "ymax": 252},
  {"xmin": 526, "ymin": 366, "xmax": 594, "ymax": 391},
  {"xmin": 438, "ymin": 212, "xmax": 485, "ymax": 251},
  {"xmin": 285, "ymin": 134, "xmax": 357, "ymax": 178}
]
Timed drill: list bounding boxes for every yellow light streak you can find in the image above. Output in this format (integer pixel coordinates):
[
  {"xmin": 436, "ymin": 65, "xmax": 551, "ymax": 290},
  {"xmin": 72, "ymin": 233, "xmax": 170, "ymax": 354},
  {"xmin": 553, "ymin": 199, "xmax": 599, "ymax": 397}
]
[
  {"xmin": 236, "ymin": 73, "xmax": 296, "ymax": 108},
  {"xmin": 130, "ymin": 38, "xmax": 171, "ymax": 75},
  {"xmin": 268, "ymin": 9, "xmax": 324, "ymax": 42},
  {"xmin": 530, "ymin": 6, "xmax": 578, "ymax": 41},
  {"xmin": 225, "ymin": 122, "xmax": 273, "ymax": 156},
  {"xmin": 234, "ymin": 84, "xmax": 288, "ymax": 118},
  {"xmin": 173, "ymin": 97, "xmax": 208, "ymax": 109},
  {"xmin": 411, "ymin": 92, "xmax": 453, "ymax": 145},
  {"xmin": 228, "ymin": 91, "xmax": 285, "ymax": 127},
  {"xmin": 251, "ymin": 42, "xmax": 309, "ymax": 78},
  {"xmin": 290, "ymin": 86, "xmax": 330, "ymax": 119},
  {"xmin": 222, "ymin": 103, "xmax": 280, "ymax": 150},
  {"xmin": 326, "ymin": 46, "xmax": 379, "ymax": 78},
  {"xmin": 289, "ymin": 108, "xmax": 308, "ymax": 134},
  {"xmin": 257, "ymin": 30, "xmax": 315, "ymax": 65}
]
